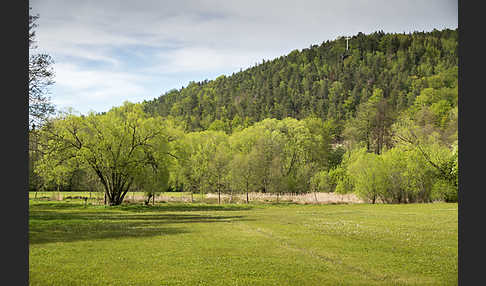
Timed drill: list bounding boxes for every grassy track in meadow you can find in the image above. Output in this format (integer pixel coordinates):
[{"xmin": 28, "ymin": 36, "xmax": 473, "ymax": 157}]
[{"xmin": 29, "ymin": 200, "xmax": 457, "ymax": 285}]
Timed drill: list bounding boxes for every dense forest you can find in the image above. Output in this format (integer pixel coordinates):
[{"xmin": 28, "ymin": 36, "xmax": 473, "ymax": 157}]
[
  {"xmin": 143, "ymin": 29, "xmax": 457, "ymax": 135},
  {"xmin": 30, "ymin": 28, "xmax": 458, "ymax": 205}
]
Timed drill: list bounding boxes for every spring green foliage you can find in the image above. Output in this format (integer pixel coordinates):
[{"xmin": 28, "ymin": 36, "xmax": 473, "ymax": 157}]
[
  {"xmin": 35, "ymin": 103, "xmax": 172, "ymax": 205},
  {"xmin": 347, "ymin": 148, "xmax": 387, "ymax": 203},
  {"xmin": 166, "ymin": 117, "xmax": 334, "ymax": 202},
  {"xmin": 310, "ymin": 170, "xmax": 332, "ymax": 193}
]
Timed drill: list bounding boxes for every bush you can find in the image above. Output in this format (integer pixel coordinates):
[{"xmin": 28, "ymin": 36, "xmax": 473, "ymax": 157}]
[{"xmin": 431, "ymin": 179, "xmax": 457, "ymax": 202}]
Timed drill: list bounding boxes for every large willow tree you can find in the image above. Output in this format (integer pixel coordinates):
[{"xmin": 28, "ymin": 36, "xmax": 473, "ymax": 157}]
[{"xmin": 36, "ymin": 103, "xmax": 172, "ymax": 205}]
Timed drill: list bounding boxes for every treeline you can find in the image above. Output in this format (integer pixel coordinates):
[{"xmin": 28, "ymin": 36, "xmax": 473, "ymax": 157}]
[
  {"xmin": 143, "ymin": 28, "xmax": 457, "ymax": 135},
  {"xmin": 30, "ymin": 84, "xmax": 457, "ymax": 205}
]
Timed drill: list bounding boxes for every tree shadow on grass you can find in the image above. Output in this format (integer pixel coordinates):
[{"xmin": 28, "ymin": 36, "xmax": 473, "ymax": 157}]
[
  {"xmin": 29, "ymin": 201, "xmax": 90, "ymax": 210},
  {"xmin": 29, "ymin": 201, "xmax": 255, "ymax": 212},
  {"xmin": 29, "ymin": 207, "xmax": 252, "ymax": 245},
  {"xmin": 117, "ymin": 203, "xmax": 254, "ymax": 213}
]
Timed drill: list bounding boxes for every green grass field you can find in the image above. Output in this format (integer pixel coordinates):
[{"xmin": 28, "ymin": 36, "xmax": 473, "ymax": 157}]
[{"xmin": 29, "ymin": 200, "xmax": 457, "ymax": 285}]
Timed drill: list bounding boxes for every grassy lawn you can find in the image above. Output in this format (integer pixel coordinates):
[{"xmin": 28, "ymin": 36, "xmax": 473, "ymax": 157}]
[{"xmin": 29, "ymin": 200, "xmax": 457, "ymax": 285}]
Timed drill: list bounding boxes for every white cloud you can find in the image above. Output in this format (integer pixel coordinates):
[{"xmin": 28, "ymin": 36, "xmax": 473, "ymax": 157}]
[
  {"xmin": 51, "ymin": 63, "xmax": 151, "ymax": 113},
  {"xmin": 153, "ymin": 47, "xmax": 278, "ymax": 74}
]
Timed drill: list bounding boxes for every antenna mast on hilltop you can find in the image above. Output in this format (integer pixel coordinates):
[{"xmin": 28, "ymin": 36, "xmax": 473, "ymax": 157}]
[{"xmin": 341, "ymin": 36, "xmax": 351, "ymax": 61}]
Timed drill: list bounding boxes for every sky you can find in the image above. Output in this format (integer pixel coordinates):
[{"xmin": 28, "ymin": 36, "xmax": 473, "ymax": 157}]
[{"xmin": 30, "ymin": 0, "xmax": 458, "ymax": 115}]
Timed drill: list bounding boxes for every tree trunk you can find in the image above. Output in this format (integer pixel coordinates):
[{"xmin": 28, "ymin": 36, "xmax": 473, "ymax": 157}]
[
  {"xmin": 106, "ymin": 189, "xmax": 123, "ymax": 206},
  {"xmin": 366, "ymin": 130, "xmax": 370, "ymax": 153},
  {"xmin": 144, "ymin": 193, "xmax": 153, "ymax": 205},
  {"xmin": 217, "ymin": 177, "xmax": 221, "ymax": 204},
  {"xmin": 246, "ymin": 179, "xmax": 249, "ymax": 204}
]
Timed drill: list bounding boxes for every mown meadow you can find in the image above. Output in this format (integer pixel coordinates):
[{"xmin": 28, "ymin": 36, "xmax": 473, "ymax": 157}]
[{"xmin": 29, "ymin": 200, "xmax": 457, "ymax": 285}]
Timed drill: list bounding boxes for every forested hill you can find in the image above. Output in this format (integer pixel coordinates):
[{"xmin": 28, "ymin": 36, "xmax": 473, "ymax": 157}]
[{"xmin": 142, "ymin": 28, "xmax": 457, "ymax": 134}]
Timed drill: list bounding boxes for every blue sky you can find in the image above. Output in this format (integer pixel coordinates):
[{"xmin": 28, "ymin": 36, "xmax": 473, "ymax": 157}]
[{"xmin": 30, "ymin": 0, "xmax": 458, "ymax": 115}]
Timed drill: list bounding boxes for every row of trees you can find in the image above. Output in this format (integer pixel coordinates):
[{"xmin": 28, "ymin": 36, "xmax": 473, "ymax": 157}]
[
  {"xmin": 313, "ymin": 141, "xmax": 457, "ymax": 204},
  {"xmin": 31, "ymin": 92, "xmax": 457, "ymax": 205},
  {"xmin": 167, "ymin": 100, "xmax": 457, "ymax": 204},
  {"xmin": 168, "ymin": 116, "xmax": 335, "ymax": 204},
  {"xmin": 31, "ymin": 105, "xmax": 337, "ymax": 205}
]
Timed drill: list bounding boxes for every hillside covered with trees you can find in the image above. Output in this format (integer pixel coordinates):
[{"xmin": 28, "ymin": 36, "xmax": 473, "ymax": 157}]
[
  {"xmin": 143, "ymin": 29, "xmax": 457, "ymax": 136},
  {"xmin": 30, "ymin": 28, "xmax": 458, "ymax": 205}
]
